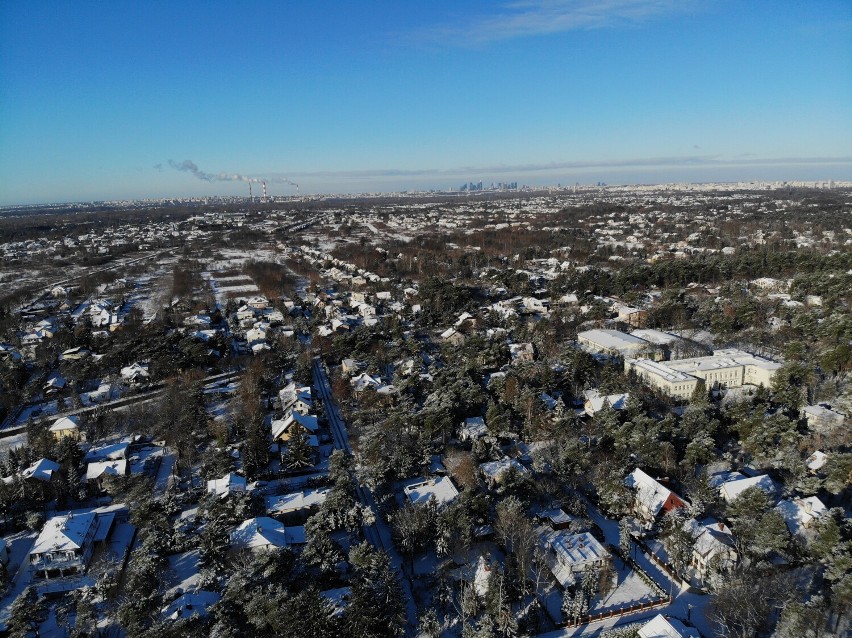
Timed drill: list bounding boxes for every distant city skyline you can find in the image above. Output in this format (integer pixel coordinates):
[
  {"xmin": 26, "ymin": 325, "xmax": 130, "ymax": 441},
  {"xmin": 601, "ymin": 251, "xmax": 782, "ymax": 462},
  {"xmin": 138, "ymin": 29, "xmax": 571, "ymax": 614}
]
[{"xmin": 1, "ymin": 1, "xmax": 850, "ymax": 205}]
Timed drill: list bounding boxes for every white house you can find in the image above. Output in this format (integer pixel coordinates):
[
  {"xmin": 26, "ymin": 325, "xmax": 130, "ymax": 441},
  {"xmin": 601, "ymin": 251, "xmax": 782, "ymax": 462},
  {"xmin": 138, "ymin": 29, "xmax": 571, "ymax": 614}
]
[
  {"xmin": 583, "ymin": 389, "xmax": 629, "ymax": 416},
  {"xmin": 50, "ymin": 415, "xmax": 81, "ymax": 441},
  {"xmin": 540, "ymin": 530, "xmax": 608, "ymax": 588},
  {"xmin": 230, "ymin": 517, "xmax": 306, "ymax": 551},
  {"xmin": 684, "ymin": 518, "xmax": 737, "ymax": 582},
  {"xmin": 207, "ymin": 472, "xmax": 247, "ymax": 498},
  {"xmin": 265, "ymin": 488, "xmax": 330, "ymax": 518},
  {"xmin": 403, "ymin": 477, "xmax": 459, "ymax": 508},
  {"xmin": 29, "ymin": 512, "xmax": 98, "ymax": 579},
  {"xmin": 718, "ymin": 474, "xmax": 778, "ymax": 503},
  {"xmin": 637, "ymin": 614, "xmax": 700, "ymax": 638},
  {"xmin": 775, "ymin": 496, "xmax": 827, "ymax": 536}
]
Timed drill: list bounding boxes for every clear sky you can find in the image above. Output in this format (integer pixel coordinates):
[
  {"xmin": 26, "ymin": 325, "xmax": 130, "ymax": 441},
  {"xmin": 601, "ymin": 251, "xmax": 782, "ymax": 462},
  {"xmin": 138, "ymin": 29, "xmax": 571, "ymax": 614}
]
[{"xmin": 0, "ymin": 0, "xmax": 850, "ymax": 204}]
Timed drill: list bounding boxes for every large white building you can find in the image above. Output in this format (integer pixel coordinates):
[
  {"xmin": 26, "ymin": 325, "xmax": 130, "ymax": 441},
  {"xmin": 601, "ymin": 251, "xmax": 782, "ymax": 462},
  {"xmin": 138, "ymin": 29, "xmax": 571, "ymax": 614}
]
[
  {"xmin": 624, "ymin": 359, "xmax": 699, "ymax": 400},
  {"xmin": 665, "ymin": 349, "xmax": 781, "ymax": 389},
  {"xmin": 577, "ymin": 329, "xmax": 651, "ymax": 358},
  {"xmin": 625, "ymin": 348, "xmax": 782, "ymax": 398}
]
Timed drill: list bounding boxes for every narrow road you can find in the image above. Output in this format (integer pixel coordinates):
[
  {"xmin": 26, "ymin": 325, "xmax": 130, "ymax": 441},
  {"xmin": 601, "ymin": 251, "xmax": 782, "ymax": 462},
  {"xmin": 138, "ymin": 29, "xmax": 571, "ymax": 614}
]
[
  {"xmin": 1, "ymin": 370, "xmax": 242, "ymax": 438},
  {"xmin": 312, "ymin": 358, "xmax": 419, "ymax": 632}
]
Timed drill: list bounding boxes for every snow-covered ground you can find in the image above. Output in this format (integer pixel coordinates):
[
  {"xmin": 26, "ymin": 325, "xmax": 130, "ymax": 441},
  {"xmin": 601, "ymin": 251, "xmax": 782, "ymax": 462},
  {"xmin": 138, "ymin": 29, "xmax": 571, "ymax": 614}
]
[{"xmin": 540, "ymin": 501, "xmax": 717, "ymax": 638}]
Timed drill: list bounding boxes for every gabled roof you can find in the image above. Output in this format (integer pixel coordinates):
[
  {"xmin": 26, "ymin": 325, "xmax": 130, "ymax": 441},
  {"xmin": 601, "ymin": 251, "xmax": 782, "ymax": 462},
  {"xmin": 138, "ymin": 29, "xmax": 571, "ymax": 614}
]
[
  {"xmin": 30, "ymin": 512, "xmax": 97, "ymax": 556},
  {"xmin": 50, "ymin": 415, "xmax": 80, "ymax": 432},
  {"xmin": 775, "ymin": 496, "xmax": 827, "ymax": 535},
  {"xmin": 206, "ymin": 472, "xmax": 247, "ymax": 496},
  {"xmin": 271, "ymin": 411, "xmax": 319, "ymax": 439},
  {"xmin": 684, "ymin": 518, "xmax": 736, "ymax": 560},
  {"xmin": 719, "ymin": 474, "xmax": 778, "ymax": 503},
  {"xmin": 22, "ymin": 458, "xmax": 60, "ymax": 481},
  {"xmin": 265, "ymin": 488, "xmax": 330, "ymax": 515},
  {"xmin": 85, "ymin": 460, "xmax": 127, "ymax": 481},
  {"xmin": 625, "ymin": 468, "xmax": 686, "ymax": 517},
  {"xmin": 230, "ymin": 517, "xmax": 305, "ymax": 550},
  {"xmin": 638, "ymin": 614, "xmax": 700, "ymax": 638}
]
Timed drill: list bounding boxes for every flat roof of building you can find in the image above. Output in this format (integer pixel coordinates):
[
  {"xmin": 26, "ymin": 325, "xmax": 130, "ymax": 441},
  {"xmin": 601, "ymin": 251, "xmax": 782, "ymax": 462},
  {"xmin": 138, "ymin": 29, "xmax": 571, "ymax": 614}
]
[
  {"xmin": 578, "ymin": 329, "xmax": 648, "ymax": 350},
  {"xmin": 628, "ymin": 358, "xmax": 697, "ymax": 382}
]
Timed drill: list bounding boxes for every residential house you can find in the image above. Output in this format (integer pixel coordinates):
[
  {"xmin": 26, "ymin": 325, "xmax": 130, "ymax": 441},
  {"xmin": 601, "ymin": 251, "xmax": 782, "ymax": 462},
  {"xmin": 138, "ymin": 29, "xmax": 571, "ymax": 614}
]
[
  {"xmin": 684, "ymin": 518, "xmax": 737, "ymax": 583},
  {"xmin": 278, "ymin": 382, "xmax": 313, "ymax": 415},
  {"xmin": 403, "ymin": 477, "xmax": 459, "ymax": 508},
  {"xmin": 540, "ymin": 530, "xmax": 609, "ymax": 588},
  {"xmin": 265, "ymin": 488, "xmax": 330, "ymax": 521},
  {"xmin": 637, "ymin": 614, "xmax": 700, "ymax": 638},
  {"xmin": 717, "ymin": 474, "xmax": 778, "ymax": 503},
  {"xmin": 350, "ymin": 372, "xmax": 383, "ymax": 393},
  {"xmin": 120, "ymin": 363, "xmax": 150, "ymax": 386},
  {"xmin": 775, "ymin": 496, "xmax": 827, "ymax": 536},
  {"xmin": 440, "ymin": 327, "xmax": 465, "ymax": 346},
  {"xmin": 459, "ymin": 416, "xmax": 488, "ymax": 442},
  {"xmin": 583, "ymin": 389, "xmax": 629, "ymax": 416},
  {"xmin": 50, "ymin": 415, "xmax": 81, "ymax": 441},
  {"xmin": 509, "ymin": 342, "xmax": 535, "ymax": 363},
  {"xmin": 29, "ymin": 512, "xmax": 98, "ymax": 579},
  {"xmin": 625, "ymin": 468, "xmax": 687, "ymax": 523},
  {"xmin": 479, "ymin": 458, "xmax": 528, "ymax": 486},
  {"xmin": 207, "ymin": 472, "xmax": 247, "ymax": 498},
  {"xmin": 246, "ymin": 296, "xmax": 269, "ymax": 310},
  {"xmin": 21, "ymin": 458, "xmax": 60, "ymax": 483},
  {"xmin": 85, "ymin": 460, "xmax": 127, "ymax": 491},
  {"xmin": 271, "ymin": 411, "xmax": 319, "ymax": 442},
  {"xmin": 230, "ymin": 517, "xmax": 306, "ymax": 551},
  {"xmin": 801, "ymin": 404, "xmax": 846, "ymax": 431}
]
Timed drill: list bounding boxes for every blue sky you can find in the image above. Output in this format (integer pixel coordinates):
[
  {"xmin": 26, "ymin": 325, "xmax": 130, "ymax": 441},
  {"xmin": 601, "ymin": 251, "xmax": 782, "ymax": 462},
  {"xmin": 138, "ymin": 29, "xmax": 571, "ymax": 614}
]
[{"xmin": 0, "ymin": 0, "xmax": 850, "ymax": 204}]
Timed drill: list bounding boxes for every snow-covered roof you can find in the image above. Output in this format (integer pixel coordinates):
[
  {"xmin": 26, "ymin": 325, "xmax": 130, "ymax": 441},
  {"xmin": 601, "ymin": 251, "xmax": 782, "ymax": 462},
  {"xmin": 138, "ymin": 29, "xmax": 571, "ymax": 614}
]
[
  {"xmin": 459, "ymin": 416, "xmax": 488, "ymax": 440},
  {"xmin": 550, "ymin": 531, "xmax": 607, "ymax": 567},
  {"xmin": 162, "ymin": 590, "xmax": 221, "ymax": 621},
  {"xmin": 719, "ymin": 474, "xmax": 778, "ymax": 503},
  {"xmin": 207, "ymin": 472, "xmax": 247, "ymax": 497},
  {"xmin": 85, "ymin": 460, "xmax": 127, "ymax": 481},
  {"xmin": 50, "ymin": 415, "xmax": 80, "ymax": 433},
  {"xmin": 230, "ymin": 517, "xmax": 305, "ymax": 550},
  {"xmin": 583, "ymin": 389, "xmax": 629, "ymax": 414},
  {"xmin": 83, "ymin": 441, "xmax": 129, "ymax": 462},
  {"xmin": 403, "ymin": 476, "xmax": 459, "ymax": 507},
  {"xmin": 775, "ymin": 496, "xmax": 827, "ymax": 535},
  {"xmin": 479, "ymin": 458, "xmax": 528, "ymax": 481},
  {"xmin": 806, "ymin": 451, "xmax": 828, "ymax": 471},
  {"xmin": 638, "ymin": 614, "xmax": 700, "ymax": 638},
  {"xmin": 684, "ymin": 518, "xmax": 735, "ymax": 561},
  {"xmin": 630, "ymin": 329, "xmax": 680, "ymax": 346},
  {"xmin": 30, "ymin": 512, "xmax": 97, "ymax": 556},
  {"xmin": 21, "ymin": 458, "xmax": 60, "ymax": 482},
  {"xmin": 625, "ymin": 468, "xmax": 686, "ymax": 517},
  {"xmin": 265, "ymin": 488, "xmax": 330, "ymax": 515},
  {"xmin": 578, "ymin": 328, "xmax": 648, "ymax": 351}
]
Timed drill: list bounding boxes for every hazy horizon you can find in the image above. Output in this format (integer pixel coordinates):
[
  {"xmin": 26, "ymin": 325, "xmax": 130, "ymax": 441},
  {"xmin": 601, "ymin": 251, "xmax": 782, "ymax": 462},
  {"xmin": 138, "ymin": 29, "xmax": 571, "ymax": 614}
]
[{"xmin": 1, "ymin": 1, "xmax": 850, "ymax": 205}]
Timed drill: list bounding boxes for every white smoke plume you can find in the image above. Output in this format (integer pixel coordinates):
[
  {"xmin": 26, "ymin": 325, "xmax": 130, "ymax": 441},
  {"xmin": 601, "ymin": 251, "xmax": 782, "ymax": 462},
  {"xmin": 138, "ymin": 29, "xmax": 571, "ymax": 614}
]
[{"xmin": 168, "ymin": 159, "xmax": 299, "ymax": 190}]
